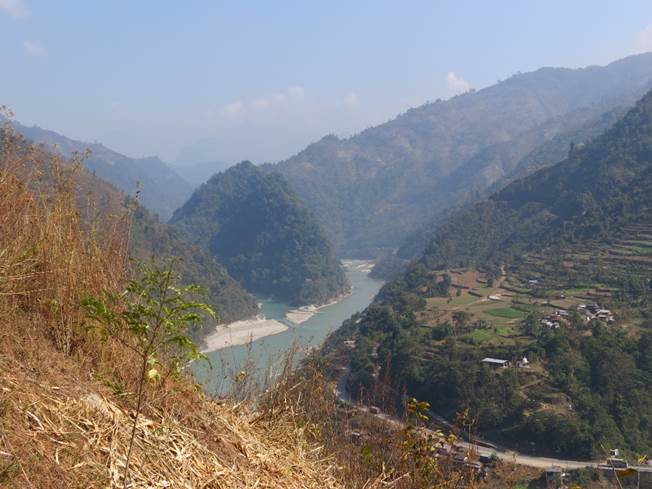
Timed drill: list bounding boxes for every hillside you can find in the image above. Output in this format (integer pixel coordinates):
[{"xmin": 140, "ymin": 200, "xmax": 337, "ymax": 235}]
[
  {"xmin": 0, "ymin": 125, "xmax": 350, "ymax": 489},
  {"xmin": 10, "ymin": 119, "xmax": 193, "ymax": 219},
  {"xmin": 334, "ymin": 88, "xmax": 652, "ymax": 459},
  {"xmin": 129, "ymin": 205, "xmax": 259, "ymax": 326},
  {"xmin": 2, "ymin": 118, "xmax": 258, "ymax": 327},
  {"xmin": 273, "ymin": 53, "xmax": 652, "ymax": 257},
  {"xmin": 171, "ymin": 161, "xmax": 349, "ymax": 306},
  {"xmin": 374, "ymin": 105, "xmax": 639, "ymax": 279},
  {"xmin": 421, "ymin": 87, "xmax": 652, "ymax": 269}
]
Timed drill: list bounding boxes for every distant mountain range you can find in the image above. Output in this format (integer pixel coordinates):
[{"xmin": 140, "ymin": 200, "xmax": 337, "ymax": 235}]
[
  {"xmin": 171, "ymin": 161, "xmax": 349, "ymax": 306},
  {"xmin": 272, "ymin": 53, "xmax": 652, "ymax": 257},
  {"xmin": 9, "ymin": 120, "xmax": 193, "ymax": 219}
]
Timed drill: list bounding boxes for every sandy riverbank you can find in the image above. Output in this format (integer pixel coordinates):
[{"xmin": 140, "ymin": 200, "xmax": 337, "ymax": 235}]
[
  {"xmin": 342, "ymin": 259, "xmax": 375, "ymax": 273},
  {"xmin": 285, "ymin": 290, "xmax": 354, "ymax": 325},
  {"xmin": 285, "ymin": 305, "xmax": 318, "ymax": 324},
  {"xmin": 202, "ymin": 316, "xmax": 289, "ymax": 352}
]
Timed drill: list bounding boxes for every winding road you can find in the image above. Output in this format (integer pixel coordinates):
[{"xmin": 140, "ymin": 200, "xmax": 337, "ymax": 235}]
[{"xmin": 335, "ymin": 369, "xmax": 651, "ymax": 472}]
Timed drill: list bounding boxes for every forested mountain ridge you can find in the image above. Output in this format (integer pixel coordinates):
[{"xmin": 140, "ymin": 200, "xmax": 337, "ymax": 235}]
[
  {"xmin": 170, "ymin": 161, "xmax": 349, "ymax": 306},
  {"xmin": 421, "ymin": 86, "xmax": 652, "ymax": 269},
  {"xmin": 273, "ymin": 53, "xmax": 652, "ymax": 257},
  {"xmin": 9, "ymin": 119, "xmax": 193, "ymax": 219},
  {"xmin": 129, "ymin": 205, "xmax": 259, "ymax": 327},
  {"xmin": 372, "ymin": 103, "xmax": 634, "ymax": 273}
]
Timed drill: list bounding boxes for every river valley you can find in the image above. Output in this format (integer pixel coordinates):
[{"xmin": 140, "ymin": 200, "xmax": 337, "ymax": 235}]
[{"xmin": 194, "ymin": 260, "xmax": 383, "ymax": 395}]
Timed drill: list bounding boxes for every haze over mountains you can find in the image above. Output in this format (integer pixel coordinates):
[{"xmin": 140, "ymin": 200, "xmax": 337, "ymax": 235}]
[
  {"xmin": 7, "ymin": 54, "xmax": 652, "ymax": 264},
  {"xmin": 7, "ymin": 119, "xmax": 193, "ymax": 219},
  {"xmin": 272, "ymin": 53, "xmax": 652, "ymax": 257},
  {"xmin": 170, "ymin": 159, "xmax": 233, "ymax": 186}
]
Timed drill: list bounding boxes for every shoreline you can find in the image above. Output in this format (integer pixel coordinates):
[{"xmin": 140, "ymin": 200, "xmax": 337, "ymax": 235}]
[
  {"xmin": 285, "ymin": 289, "xmax": 353, "ymax": 325},
  {"xmin": 285, "ymin": 259, "xmax": 375, "ymax": 324},
  {"xmin": 203, "ymin": 259, "xmax": 377, "ymax": 352},
  {"xmin": 201, "ymin": 315, "xmax": 289, "ymax": 352}
]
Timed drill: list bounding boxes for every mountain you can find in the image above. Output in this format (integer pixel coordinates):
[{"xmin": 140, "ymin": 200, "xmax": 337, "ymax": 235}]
[
  {"xmin": 378, "ymin": 103, "xmax": 633, "ymax": 269},
  {"xmin": 170, "ymin": 159, "xmax": 233, "ymax": 186},
  {"xmin": 10, "ymin": 121, "xmax": 193, "ymax": 219},
  {"xmin": 335, "ymin": 88, "xmax": 652, "ymax": 458},
  {"xmin": 273, "ymin": 53, "xmax": 652, "ymax": 257},
  {"xmin": 421, "ymin": 87, "xmax": 652, "ymax": 269},
  {"xmin": 70, "ymin": 167, "xmax": 259, "ymax": 326},
  {"xmin": 170, "ymin": 161, "xmax": 349, "ymax": 306}
]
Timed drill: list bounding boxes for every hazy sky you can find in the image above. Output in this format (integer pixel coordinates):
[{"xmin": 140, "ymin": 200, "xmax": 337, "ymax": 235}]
[{"xmin": 2, "ymin": 1, "xmax": 652, "ymax": 165}]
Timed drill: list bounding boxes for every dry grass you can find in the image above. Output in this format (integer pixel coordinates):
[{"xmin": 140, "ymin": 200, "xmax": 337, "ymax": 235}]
[
  {"xmin": 0, "ymin": 120, "xmax": 127, "ymax": 356},
  {"xmin": 0, "ymin": 120, "xmax": 346, "ymax": 488},
  {"xmin": 0, "ymin": 339, "xmax": 343, "ymax": 488}
]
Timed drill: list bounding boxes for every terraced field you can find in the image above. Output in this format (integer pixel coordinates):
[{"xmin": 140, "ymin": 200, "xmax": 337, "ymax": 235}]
[{"xmin": 411, "ymin": 224, "xmax": 652, "ymax": 422}]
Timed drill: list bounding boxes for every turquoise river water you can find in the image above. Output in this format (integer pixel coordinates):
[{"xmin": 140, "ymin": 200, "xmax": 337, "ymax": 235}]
[{"xmin": 193, "ymin": 260, "xmax": 383, "ymax": 396}]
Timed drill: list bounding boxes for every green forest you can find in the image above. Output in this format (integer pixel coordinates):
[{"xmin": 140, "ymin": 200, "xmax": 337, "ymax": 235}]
[
  {"xmin": 170, "ymin": 161, "xmax": 348, "ymax": 306},
  {"xmin": 130, "ymin": 204, "xmax": 260, "ymax": 328}
]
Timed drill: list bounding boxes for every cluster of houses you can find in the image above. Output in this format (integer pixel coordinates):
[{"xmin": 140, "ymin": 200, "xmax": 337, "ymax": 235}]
[
  {"xmin": 540, "ymin": 303, "xmax": 614, "ymax": 329},
  {"xmin": 577, "ymin": 303, "xmax": 614, "ymax": 323},
  {"xmin": 541, "ymin": 309, "xmax": 570, "ymax": 329}
]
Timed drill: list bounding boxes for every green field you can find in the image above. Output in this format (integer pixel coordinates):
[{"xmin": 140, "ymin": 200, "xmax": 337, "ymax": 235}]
[
  {"xmin": 495, "ymin": 325, "xmax": 514, "ymax": 335},
  {"xmin": 485, "ymin": 307, "xmax": 527, "ymax": 319},
  {"xmin": 632, "ymin": 246, "xmax": 652, "ymax": 255},
  {"xmin": 467, "ymin": 329, "xmax": 493, "ymax": 343}
]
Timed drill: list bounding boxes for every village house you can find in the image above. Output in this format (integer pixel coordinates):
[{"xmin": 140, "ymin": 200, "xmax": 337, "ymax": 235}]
[
  {"xmin": 539, "ymin": 309, "xmax": 574, "ymax": 329},
  {"xmin": 481, "ymin": 357, "xmax": 511, "ymax": 368},
  {"xmin": 576, "ymin": 303, "xmax": 614, "ymax": 323}
]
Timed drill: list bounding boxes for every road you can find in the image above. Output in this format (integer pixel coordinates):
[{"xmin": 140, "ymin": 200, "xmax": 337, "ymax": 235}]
[{"xmin": 334, "ymin": 369, "xmax": 643, "ymax": 471}]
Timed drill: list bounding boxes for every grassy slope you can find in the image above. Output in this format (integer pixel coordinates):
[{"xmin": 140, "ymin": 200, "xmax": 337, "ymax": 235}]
[{"xmin": 0, "ymin": 127, "xmax": 344, "ymax": 489}]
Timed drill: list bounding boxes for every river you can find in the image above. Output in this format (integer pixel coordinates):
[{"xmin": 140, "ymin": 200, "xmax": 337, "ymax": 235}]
[{"xmin": 193, "ymin": 260, "xmax": 383, "ymax": 396}]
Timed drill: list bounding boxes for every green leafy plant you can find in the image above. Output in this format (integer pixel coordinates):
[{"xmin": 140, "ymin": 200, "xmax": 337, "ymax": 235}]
[{"xmin": 82, "ymin": 259, "xmax": 216, "ymax": 488}]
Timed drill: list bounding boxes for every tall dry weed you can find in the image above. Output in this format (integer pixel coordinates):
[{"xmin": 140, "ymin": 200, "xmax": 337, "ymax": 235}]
[{"xmin": 0, "ymin": 115, "xmax": 129, "ymax": 356}]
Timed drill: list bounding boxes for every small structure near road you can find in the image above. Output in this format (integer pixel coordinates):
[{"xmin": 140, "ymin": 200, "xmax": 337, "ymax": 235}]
[
  {"xmin": 544, "ymin": 466, "xmax": 569, "ymax": 488},
  {"xmin": 481, "ymin": 357, "xmax": 511, "ymax": 368}
]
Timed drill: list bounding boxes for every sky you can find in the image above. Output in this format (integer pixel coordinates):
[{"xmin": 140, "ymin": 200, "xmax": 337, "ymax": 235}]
[{"xmin": 2, "ymin": 1, "xmax": 652, "ymax": 165}]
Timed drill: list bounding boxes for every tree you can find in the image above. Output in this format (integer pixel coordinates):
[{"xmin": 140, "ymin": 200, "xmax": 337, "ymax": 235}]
[
  {"xmin": 452, "ymin": 310, "xmax": 472, "ymax": 328},
  {"xmin": 82, "ymin": 260, "xmax": 215, "ymax": 488}
]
